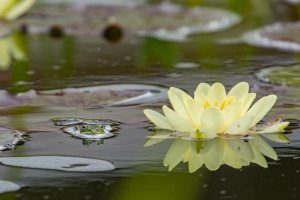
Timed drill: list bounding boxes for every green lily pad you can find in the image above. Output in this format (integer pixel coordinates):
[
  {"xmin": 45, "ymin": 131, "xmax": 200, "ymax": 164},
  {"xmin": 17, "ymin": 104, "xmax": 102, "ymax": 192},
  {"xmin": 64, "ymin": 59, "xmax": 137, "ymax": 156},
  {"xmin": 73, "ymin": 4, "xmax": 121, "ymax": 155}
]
[
  {"xmin": 12, "ymin": 2, "xmax": 240, "ymax": 41},
  {"xmin": 256, "ymin": 64, "xmax": 300, "ymax": 86}
]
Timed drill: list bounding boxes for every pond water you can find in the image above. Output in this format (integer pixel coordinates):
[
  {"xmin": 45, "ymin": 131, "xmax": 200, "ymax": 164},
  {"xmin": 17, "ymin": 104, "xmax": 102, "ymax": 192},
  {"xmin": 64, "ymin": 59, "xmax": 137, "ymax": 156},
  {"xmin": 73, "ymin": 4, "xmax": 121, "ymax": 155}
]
[{"xmin": 1, "ymin": 1, "xmax": 300, "ymax": 200}]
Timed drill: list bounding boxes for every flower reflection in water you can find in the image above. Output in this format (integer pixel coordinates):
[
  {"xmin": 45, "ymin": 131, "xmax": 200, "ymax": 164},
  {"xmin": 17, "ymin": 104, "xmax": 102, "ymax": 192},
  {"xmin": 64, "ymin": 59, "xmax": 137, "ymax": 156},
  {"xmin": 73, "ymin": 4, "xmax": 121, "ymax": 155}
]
[
  {"xmin": 0, "ymin": 33, "xmax": 26, "ymax": 70},
  {"xmin": 144, "ymin": 130, "xmax": 290, "ymax": 173}
]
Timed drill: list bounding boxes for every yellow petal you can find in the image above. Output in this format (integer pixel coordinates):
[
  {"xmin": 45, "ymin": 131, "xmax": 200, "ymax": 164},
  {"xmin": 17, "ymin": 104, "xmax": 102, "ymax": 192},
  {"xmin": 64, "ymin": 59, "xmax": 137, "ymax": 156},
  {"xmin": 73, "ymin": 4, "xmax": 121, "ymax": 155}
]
[
  {"xmin": 247, "ymin": 95, "xmax": 277, "ymax": 127},
  {"xmin": 262, "ymin": 133, "xmax": 290, "ymax": 143},
  {"xmin": 227, "ymin": 82, "xmax": 249, "ymax": 101},
  {"xmin": 144, "ymin": 129, "xmax": 173, "ymax": 147},
  {"xmin": 237, "ymin": 93, "xmax": 256, "ymax": 118},
  {"xmin": 182, "ymin": 93, "xmax": 193, "ymax": 107},
  {"xmin": 250, "ymin": 135, "xmax": 277, "ymax": 160},
  {"xmin": 200, "ymin": 106, "xmax": 225, "ymax": 133},
  {"xmin": 259, "ymin": 122, "xmax": 289, "ymax": 134},
  {"xmin": 168, "ymin": 90, "xmax": 192, "ymax": 123},
  {"xmin": 202, "ymin": 138, "xmax": 224, "ymax": 171},
  {"xmin": 143, "ymin": 109, "xmax": 174, "ymax": 130},
  {"xmin": 188, "ymin": 150, "xmax": 204, "ymax": 173},
  {"xmin": 163, "ymin": 139, "xmax": 190, "ymax": 166},
  {"xmin": 223, "ymin": 143, "xmax": 242, "ymax": 169},
  {"xmin": 207, "ymin": 83, "xmax": 227, "ymax": 107},
  {"xmin": 4, "ymin": 0, "xmax": 36, "ymax": 21},
  {"xmin": 246, "ymin": 96, "xmax": 267, "ymax": 116},
  {"xmin": 226, "ymin": 139, "xmax": 255, "ymax": 162},
  {"xmin": 225, "ymin": 114, "xmax": 254, "ymax": 135},
  {"xmin": 252, "ymin": 95, "xmax": 277, "ymax": 127},
  {"xmin": 196, "ymin": 83, "xmax": 210, "ymax": 95},
  {"xmin": 222, "ymin": 102, "xmax": 241, "ymax": 130},
  {"xmin": 162, "ymin": 106, "xmax": 194, "ymax": 132},
  {"xmin": 190, "ymin": 128, "xmax": 217, "ymax": 139},
  {"xmin": 170, "ymin": 87, "xmax": 187, "ymax": 99},
  {"xmin": 251, "ymin": 145, "xmax": 268, "ymax": 168},
  {"xmin": 0, "ymin": 0, "xmax": 17, "ymax": 18},
  {"xmin": 186, "ymin": 99, "xmax": 203, "ymax": 127},
  {"xmin": 194, "ymin": 91, "xmax": 206, "ymax": 106}
]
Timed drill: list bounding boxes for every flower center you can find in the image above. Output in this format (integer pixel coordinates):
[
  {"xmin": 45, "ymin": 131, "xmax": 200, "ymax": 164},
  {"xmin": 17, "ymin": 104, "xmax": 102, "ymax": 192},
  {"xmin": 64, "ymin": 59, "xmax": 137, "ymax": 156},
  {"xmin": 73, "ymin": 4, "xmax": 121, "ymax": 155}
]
[{"xmin": 203, "ymin": 96, "xmax": 236, "ymax": 110}]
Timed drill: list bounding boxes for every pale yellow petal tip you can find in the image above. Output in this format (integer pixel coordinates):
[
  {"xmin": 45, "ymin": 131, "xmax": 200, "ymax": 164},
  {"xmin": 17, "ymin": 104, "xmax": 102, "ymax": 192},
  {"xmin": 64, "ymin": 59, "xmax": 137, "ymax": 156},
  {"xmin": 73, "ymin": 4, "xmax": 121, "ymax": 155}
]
[
  {"xmin": 268, "ymin": 94, "xmax": 277, "ymax": 102},
  {"xmin": 278, "ymin": 122, "xmax": 289, "ymax": 131}
]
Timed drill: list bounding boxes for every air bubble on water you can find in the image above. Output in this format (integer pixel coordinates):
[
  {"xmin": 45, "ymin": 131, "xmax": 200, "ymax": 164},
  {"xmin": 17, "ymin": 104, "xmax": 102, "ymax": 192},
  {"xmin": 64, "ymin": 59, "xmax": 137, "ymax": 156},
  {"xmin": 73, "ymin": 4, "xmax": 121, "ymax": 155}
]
[
  {"xmin": 27, "ymin": 70, "xmax": 36, "ymax": 75},
  {"xmin": 124, "ymin": 56, "xmax": 132, "ymax": 61},
  {"xmin": 220, "ymin": 190, "xmax": 227, "ymax": 195},
  {"xmin": 173, "ymin": 62, "xmax": 199, "ymax": 69},
  {"xmin": 52, "ymin": 65, "xmax": 61, "ymax": 70}
]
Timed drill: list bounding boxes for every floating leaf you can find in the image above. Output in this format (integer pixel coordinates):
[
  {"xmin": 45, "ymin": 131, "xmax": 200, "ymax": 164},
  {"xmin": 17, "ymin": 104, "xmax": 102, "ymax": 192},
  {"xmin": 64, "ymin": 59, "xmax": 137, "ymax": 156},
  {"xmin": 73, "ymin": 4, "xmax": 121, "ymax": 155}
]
[
  {"xmin": 13, "ymin": 2, "xmax": 240, "ymax": 41},
  {"xmin": 256, "ymin": 64, "xmax": 300, "ymax": 87},
  {"xmin": 0, "ymin": 84, "xmax": 168, "ymax": 108},
  {"xmin": 0, "ymin": 156, "xmax": 115, "ymax": 172},
  {"xmin": 243, "ymin": 22, "xmax": 300, "ymax": 52},
  {"xmin": 0, "ymin": 180, "xmax": 20, "ymax": 194}
]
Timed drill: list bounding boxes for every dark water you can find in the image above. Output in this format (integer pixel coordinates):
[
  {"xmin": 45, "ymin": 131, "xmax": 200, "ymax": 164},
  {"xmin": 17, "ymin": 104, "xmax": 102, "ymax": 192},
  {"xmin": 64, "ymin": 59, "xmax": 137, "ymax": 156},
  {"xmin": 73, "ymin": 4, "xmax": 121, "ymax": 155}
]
[{"xmin": 1, "ymin": 1, "xmax": 300, "ymax": 200}]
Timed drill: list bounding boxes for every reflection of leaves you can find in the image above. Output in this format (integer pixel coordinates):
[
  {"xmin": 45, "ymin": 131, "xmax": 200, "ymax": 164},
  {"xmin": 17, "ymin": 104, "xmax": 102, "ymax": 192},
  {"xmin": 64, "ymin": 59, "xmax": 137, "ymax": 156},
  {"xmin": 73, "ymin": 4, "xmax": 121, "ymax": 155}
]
[
  {"xmin": 163, "ymin": 139, "xmax": 190, "ymax": 171},
  {"xmin": 190, "ymin": 140, "xmax": 215, "ymax": 154},
  {"xmin": 0, "ymin": 33, "xmax": 27, "ymax": 70},
  {"xmin": 144, "ymin": 129, "xmax": 173, "ymax": 147},
  {"xmin": 262, "ymin": 133, "xmax": 290, "ymax": 143},
  {"xmin": 201, "ymin": 138, "xmax": 224, "ymax": 171},
  {"xmin": 226, "ymin": 139, "xmax": 255, "ymax": 162},
  {"xmin": 250, "ymin": 135, "xmax": 277, "ymax": 160}
]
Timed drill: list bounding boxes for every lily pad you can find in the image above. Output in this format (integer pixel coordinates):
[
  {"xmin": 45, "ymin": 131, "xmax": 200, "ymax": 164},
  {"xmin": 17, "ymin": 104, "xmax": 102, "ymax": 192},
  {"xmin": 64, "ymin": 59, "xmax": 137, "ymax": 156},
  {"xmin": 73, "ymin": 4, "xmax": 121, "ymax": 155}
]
[
  {"xmin": 243, "ymin": 22, "xmax": 300, "ymax": 52},
  {"xmin": 0, "ymin": 84, "xmax": 168, "ymax": 108},
  {"xmin": 256, "ymin": 64, "xmax": 300, "ymax": 86},
  {"xmin": 12, "ymin": 2, "xmax": 240, "ymax": 42},
  {"xmin": 0, "ymin": 180, "xmax": 21, "ymax": 194},
  {"xmin": 0, "ymin": 156, "xmax": 115, "ymax": 172},
  {"xmin": 285, "ymin": 0, "xmax": 300, "ymax": 4}
]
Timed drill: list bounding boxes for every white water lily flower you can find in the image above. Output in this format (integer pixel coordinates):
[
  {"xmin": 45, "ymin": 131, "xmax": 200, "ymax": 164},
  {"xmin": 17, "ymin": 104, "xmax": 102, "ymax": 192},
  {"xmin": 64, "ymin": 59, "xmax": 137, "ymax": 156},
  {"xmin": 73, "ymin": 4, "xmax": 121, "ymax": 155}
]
[
  {"xmin": 144, "ymin": 82, "xmax": 289, "ymax": 139},
  {"xmin": 0, "ymin": 0, "xmax": 36, "ymax": 21}
]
